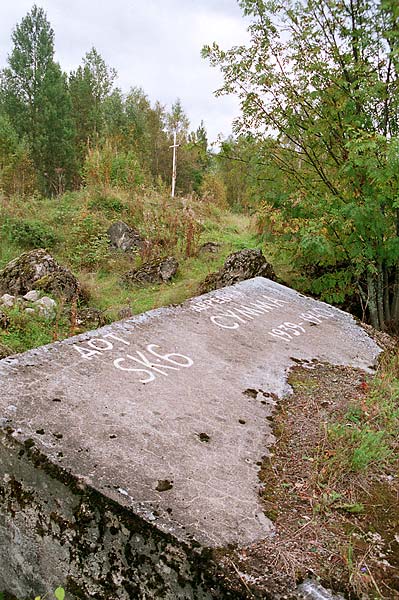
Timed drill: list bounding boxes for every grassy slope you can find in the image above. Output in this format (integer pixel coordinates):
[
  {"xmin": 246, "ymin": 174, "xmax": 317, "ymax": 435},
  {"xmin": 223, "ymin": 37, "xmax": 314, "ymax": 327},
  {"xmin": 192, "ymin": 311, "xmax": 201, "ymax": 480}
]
[{"xmin": 0, "ymin": 187, "xmax": 260, "ymax": 355}]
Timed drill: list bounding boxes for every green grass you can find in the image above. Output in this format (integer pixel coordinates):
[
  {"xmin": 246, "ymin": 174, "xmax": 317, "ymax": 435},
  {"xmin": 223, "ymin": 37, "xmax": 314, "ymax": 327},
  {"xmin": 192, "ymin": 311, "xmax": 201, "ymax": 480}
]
[
  {"xmin": 322, "ymin": 352, "xmax": 399, "ymax": 479},
  {"xmin": 0, "ymin": 187, "xmax": 262, "ymax": 355},
  {"xmin": 0, "ymin": 302, "xmax": 71, "ymax": 355}
]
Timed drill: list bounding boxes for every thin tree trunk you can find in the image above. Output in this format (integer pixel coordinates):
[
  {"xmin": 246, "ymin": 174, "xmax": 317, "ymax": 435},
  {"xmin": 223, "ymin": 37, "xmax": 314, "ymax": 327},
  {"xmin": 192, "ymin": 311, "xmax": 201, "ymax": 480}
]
[
  {"xmin": 367, "ymin": 273, "xmax": 380, "ymax": 330},
  {"xmin": 356, "ymin": 281, "xmax": 368, "ymax": 322},
  {"xmin": 377, "ymin": 266, "xmax": 385, "ymax": 330},
  {"xmin": 390, "ymin": 266, "xmax": 399, "ymax": 330},
  {"xmin": 383, "ymin": 266, "xmax": 391, "ymax": 324}
]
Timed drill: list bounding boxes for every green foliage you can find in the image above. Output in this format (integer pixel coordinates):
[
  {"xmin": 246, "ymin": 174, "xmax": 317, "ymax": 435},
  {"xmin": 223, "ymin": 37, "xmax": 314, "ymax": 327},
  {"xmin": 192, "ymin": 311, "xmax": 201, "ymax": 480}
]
[
  {"xmin": 34, "ymin": 587, "xmax": 65, "ymax": 600},
  {"xmin": 0, "ymin": 587, "xmax": 65, "ymax": 600},
  {"xmin": 0, "ymin": 302, "xmax": 68, "ymax": 356},
  {"xmin": 68, "ymin": 47, "xmax": 117, "ymax": 178},
  {"xmin": 0, "ymin": 112, "xmax": 37, "ymax": 196},
  {"xmin": 1, "ymin": 218, "xmax": 58, "ymax": 249},
  {"xmin": 1, "ymin": 6, "xmax": 75, "ymax": 195},
  {"xmin": 204, "ymin": 0, "xmax": 399, "ymax": 329},
  {"xmin": 87, "ymin": 194, "xmax": 126, "ymax": 215},
  {"xmin": 310, "ymin": 271, "xmax": 354, "ymax": 305},
  {"xmin": 214, "ymin": 136, "xmax": 261, "ymax": 211},
  {"xmin": 328, "ymin": 424, "xmax": 391, "ymax": 472},
  {"xmin": 321, "ymin": 352, "xmax": 399, "ymax": 480},
  {"xmin": 68, "ymin": 213, "xmax": 110, "ymax": 270},
  {"xmin": 199, "ymin": 171, "xmax": 227, "ymax": 208},
  {"xmin": 82, "ymin": 143, "xmax": 144, "ymax": 191}
]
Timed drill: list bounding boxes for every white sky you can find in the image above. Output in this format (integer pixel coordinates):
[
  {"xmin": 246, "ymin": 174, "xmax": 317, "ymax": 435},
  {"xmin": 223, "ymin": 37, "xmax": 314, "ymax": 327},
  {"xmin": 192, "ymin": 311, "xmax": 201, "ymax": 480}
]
[{"xmin": 0, "ymin": 0, "xmax": 250, "ymax": 144}]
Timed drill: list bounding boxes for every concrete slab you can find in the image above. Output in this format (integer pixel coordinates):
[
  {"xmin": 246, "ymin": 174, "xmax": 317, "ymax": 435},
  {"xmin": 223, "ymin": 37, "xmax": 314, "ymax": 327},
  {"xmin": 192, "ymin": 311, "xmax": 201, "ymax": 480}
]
[{"xmin": 0, "ymin": 277, "xmax": 381, "ymax": 597}]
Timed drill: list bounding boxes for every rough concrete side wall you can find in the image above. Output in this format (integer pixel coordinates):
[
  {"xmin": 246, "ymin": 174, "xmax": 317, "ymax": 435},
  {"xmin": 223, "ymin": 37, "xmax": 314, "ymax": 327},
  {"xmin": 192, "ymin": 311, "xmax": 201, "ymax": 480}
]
[{"xmin": 0, "ymin": 432, "xmax": 237, "ymax": 600}]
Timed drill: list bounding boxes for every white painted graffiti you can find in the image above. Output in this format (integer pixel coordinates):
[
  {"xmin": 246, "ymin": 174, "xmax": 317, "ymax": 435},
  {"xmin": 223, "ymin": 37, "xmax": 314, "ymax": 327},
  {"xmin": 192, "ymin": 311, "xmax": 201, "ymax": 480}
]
[
  {"xmin": 73, "ymin": 335, "xmax": 193, "ymax": 384},
  {"xmin": 190, "ymin": 293, "xmax": 234, "ymax": 313},
  {"xmin": 209, "ymin": 295, "xmax": 289, "ymax": 329},
  {"xmin": 73, "ymin": 332, "xmax": 130, "ymax": 360},
  {"xmin": 268, "ymin": 307, "xmax": 334, "ymax": 341},
  {"xmin": 114, "ymin": 345, "xmax": 193, "ymax": 383}
]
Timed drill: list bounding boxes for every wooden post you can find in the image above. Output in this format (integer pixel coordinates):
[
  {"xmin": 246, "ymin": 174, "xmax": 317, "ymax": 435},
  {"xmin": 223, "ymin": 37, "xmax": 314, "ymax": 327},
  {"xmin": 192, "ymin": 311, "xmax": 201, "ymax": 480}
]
[{"xmin": 170, "ymin": 131, "xmax": 179, "ymax": 197}]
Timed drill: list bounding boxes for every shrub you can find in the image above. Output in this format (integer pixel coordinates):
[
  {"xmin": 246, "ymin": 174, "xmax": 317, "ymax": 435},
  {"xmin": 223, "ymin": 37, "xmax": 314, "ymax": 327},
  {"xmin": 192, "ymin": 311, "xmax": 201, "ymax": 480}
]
[
  {"xmin": 88, "ymin": 195, "xmax": 126, "ymax": 215},
  {"xmin": 68, "ymin": 214, "xmax": 110, "ymax": 270},
  {"xmin": 199, "ymin": 172, "xmax": 227, "ymax": 208},
  {"xmin": 82, "ymin": 143, "xmax": 144, "ymax": 192},
  {"xmin": 1, "ymin": 218, "xmax": 58, "ymax": 249}
]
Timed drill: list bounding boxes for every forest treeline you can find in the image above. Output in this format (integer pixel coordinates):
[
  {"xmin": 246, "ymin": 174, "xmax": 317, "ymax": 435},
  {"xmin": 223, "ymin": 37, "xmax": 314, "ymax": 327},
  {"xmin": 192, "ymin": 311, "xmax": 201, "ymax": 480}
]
[{"xmin": 0, "ymin": 5, "xmax": 239, "ymax": 200}]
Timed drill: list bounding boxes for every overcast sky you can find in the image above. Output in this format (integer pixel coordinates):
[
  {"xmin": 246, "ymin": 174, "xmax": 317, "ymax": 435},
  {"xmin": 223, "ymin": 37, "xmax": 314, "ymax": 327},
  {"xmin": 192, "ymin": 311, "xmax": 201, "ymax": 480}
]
[{"xmin": 0, "ymin": 1, "xmax": 249, "ymax": 144}]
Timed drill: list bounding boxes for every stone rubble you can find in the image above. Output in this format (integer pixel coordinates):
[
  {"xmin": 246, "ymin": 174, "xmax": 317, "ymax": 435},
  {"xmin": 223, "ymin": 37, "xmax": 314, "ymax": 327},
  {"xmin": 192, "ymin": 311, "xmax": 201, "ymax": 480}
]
[{"xmin": 0, "ymin": 290, "xmax": 57, "ymax": 319}]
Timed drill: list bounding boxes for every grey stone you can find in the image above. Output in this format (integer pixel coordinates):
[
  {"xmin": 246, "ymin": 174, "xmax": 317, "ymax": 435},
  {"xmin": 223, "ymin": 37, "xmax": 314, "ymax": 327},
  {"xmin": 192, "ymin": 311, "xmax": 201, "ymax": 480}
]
[
  {"xmin": 297, "ymin": 579, "xmax": 347, "ymax": 599},
  {"xmin": 199, "ymin": 248, "xmax": 276, "ymax": 293},
  {"xmin": 24, "ymin": 308, "xmax": 36, "ymax": 315},
  {"xmin": 34, "ymin": 268, "xmax": 80, "ymax": 302},
  {"xmin": 0, "ymin": 278, "xmax": 381, "ymax": 598},
  {"xmin": 107, "ymin": 221, "xmax": 145, "ymax": 252},
  {"xmin": 23, "ymin": 290, "xmax": 40, "ymax": 302},
  {"xmin": 199, "ymin": 241, "xmax": 221, "ymax": 255},
  {"xmin": 122, "ymin": 256, "xmax": 178, "ymax": 285},
  {"xmin": 34, "ymin": 296, "xmax": 57, "ymax": 318},
  {"xmin": 0, "ymin": 293, "xmax": 15, "ymax": 308},
  {"xmin": 0, "ymin": 249, "xmax": 80, "ymax": 302}
]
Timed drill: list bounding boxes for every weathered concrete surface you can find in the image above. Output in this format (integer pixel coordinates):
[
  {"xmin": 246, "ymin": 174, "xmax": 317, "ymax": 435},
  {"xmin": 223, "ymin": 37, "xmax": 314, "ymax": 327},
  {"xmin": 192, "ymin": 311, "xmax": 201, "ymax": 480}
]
[{"xmin": 0, "ymin": 277, "xmax": 381, "ymax": 598}]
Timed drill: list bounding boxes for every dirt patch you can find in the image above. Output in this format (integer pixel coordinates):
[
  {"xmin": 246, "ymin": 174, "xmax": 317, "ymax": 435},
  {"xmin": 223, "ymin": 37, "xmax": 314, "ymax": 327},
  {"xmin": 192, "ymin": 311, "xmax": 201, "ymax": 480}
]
[{"xmin": 216, "ymin": 363, "xmax": 399, "ymax": 599}]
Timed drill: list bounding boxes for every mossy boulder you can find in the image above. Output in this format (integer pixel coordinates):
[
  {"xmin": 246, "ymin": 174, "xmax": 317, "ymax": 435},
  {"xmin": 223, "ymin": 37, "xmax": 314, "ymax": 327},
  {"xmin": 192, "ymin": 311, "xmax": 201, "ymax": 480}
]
[
  {"xmin": 199, "ymin": 248, "xmax": 276, "ymax": 294},
  {"xmin": 34, "ymin": 271, "xmax": 80, "ymax": 303},
  {"xmin": 122, "ymin": 257, "xmax": 178, "ymax": 286},
  {"xmin": 107, "ymin": 221, "xmax": 146, "ymax": 252},
  {"xmin": 0, "ymin": 249, "xmax": 80, "ymax": 302}
]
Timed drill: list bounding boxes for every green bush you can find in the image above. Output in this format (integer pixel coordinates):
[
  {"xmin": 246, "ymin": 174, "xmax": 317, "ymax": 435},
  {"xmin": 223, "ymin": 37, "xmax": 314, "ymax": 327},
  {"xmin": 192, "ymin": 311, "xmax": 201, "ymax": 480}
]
[
  {"xmin": 88, "ymin": 194, "xmax": 126, "ymax": 215},
  {"xmin": 82, "ymin": 143, "xmax": 144, "ymax": 191},
  {"xmin": 2, "ymin": 218, "xmax": 58, "ymax": 249},
  {"xmin": 68, "ymin": 214, "xmax": 110, "ymax": 270}
]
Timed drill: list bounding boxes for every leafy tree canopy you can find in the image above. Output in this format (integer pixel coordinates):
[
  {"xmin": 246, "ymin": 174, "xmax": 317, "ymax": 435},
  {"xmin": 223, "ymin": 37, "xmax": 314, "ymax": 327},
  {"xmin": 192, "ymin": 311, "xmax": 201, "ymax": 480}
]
[{"xmin": 204, "ymin": 0, "xmax": 399, "ymax": 330}]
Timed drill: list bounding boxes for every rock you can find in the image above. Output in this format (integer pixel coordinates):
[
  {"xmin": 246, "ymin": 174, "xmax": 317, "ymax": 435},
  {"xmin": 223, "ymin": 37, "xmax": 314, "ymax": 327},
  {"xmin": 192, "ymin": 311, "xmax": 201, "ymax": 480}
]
[
  {"xmin": 34, "ymin": 296, "xmax": 57, "ymax": 319},
  {"xmin": 297, "ymin": 579, "xmax": 346, "ymax": 599},
  {"xmin": 199, "ymin": 242, "xmax": 221, "ymax": 255},
  {"xmin": 107, "ymin": 221, "xmax": 145, "ymax": 252},
  {"xmin": 23, "ymin": 290, "xmax": 40, "ymax": 302},
  {"xmin": 24, "ymin": 308, "xmax": 36, "ymax": 315},
  {"xmin": 122, "ymin": 257, "xmax": 179, "ymax": 286},
  {"xmin": 0, "ymin": 310, "xmax": 9, "ymax": 329},
  {"xmin": 0, "ymin": 250, "xmax": 80, "ymax": 301},
  {"xmin": 34, "ymin": 270, "xmax": 80, "ymax": 303},
  {"xmin": 0, "ymin": 294, "xmax": 15, "ymax": 308},
  {"xmin": 76, "ymin": 308, "xmax": 107, "ymax": 329},
  {"xmin": 199, "ymin": 248, "xmax": 276, "ymax": 294}
]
